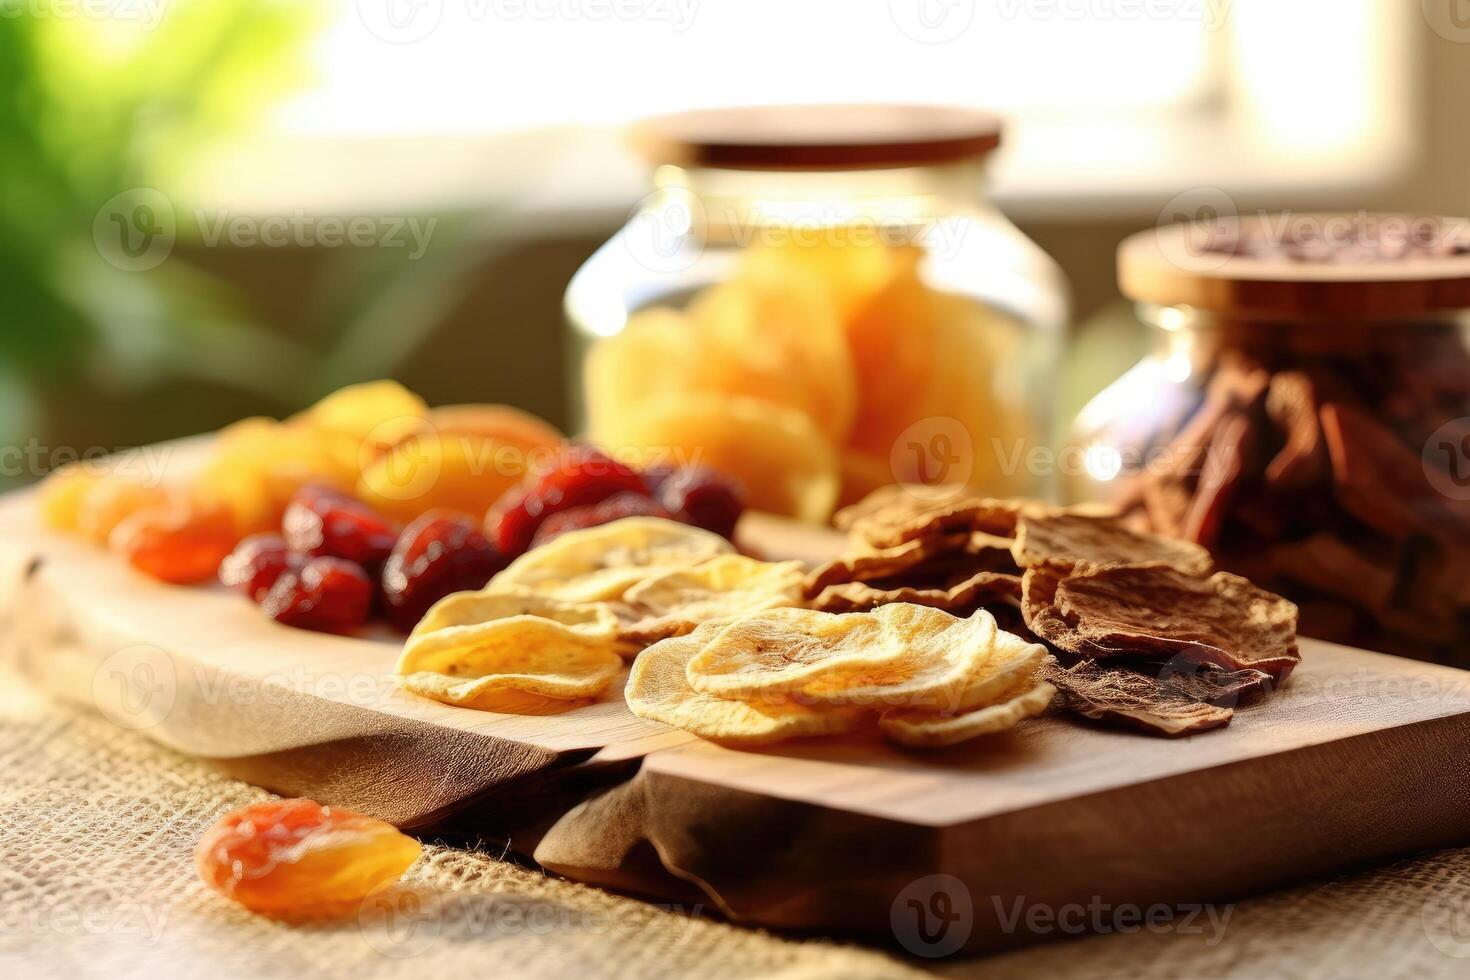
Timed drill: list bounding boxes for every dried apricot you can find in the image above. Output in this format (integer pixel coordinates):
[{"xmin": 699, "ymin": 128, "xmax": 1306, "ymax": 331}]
[
  {"xmin": 358, "ymin": 431, "xmax": 532, "ymax": 526},
  {"xmin": 76, "ymin": 475, "xmax": 173, "ymax": 544},
  {"xmin": 110, "ymin": 505, "xmax": 240, "ymax": 584},
  {"xmin": 305, "ymin": 380, "xmax": 428, "ymax": 458},
  {"xmin": 195, "ymin": 799, "xmax": 421, "ymax": 919},
  {"xmin": 38, "ymin": 463, "xmax": 108, "ymax": 532}
]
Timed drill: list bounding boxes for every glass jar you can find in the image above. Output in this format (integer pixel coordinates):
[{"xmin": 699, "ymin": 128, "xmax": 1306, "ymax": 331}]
[
  {"xmin": 565, "ymin": 105, "xmax": 1068, "ymax": 523},
  {"xmin": 1072, "ymin": 213, "xmax": 1470, "ymax": 663}
]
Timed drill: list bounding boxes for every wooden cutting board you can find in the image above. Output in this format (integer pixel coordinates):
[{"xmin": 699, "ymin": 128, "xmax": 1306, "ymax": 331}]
[{"xmin": 4, "ymin": 460, "xmax": 1470, "ymax": 956}]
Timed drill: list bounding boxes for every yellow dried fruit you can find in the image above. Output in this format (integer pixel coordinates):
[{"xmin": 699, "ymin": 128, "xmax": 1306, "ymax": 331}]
[
  {"xmin": 625, "ymin": 624, "xmax": 862, "ymax": 745},
  {"xmin": 618, "ymin": 554, "xmax": 806, "ymax": 643},
  {"xmin": 306, "ymin": 380, "xmax": 428, "ymax": 458},
  {"xmin": 879, "ymin": 680, "xmax": 1056, "ymax": 749},
  {"xmin": 486, "ymin": 516, "xmax": 733, "ymax": 603},
  {"xmin": 685, "ymin": 604, "xmax": 998, "ymax": 712}
]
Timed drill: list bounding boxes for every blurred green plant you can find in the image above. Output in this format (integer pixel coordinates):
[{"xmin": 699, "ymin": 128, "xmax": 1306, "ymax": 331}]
[{"xmin": 0, "ymin": 0, "xmax": 323, "ymax": 476}]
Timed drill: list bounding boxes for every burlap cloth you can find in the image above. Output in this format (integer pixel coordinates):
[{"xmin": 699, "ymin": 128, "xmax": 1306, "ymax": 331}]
[{"xmin": 4, "ymin": 670, "xmax": 1470, "ymax": 980}]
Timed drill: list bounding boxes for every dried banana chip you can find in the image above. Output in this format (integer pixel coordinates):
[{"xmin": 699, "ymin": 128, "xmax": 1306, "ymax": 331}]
[
  {"xmin": 398, "ymin": 597, "xmax": 625, "ymax": 706},
  {"xmin": 880, "ymin": 680, "xmax": 1056, "ymax": 749},
  {"xmin": 625, "ymin": 624, "xmax": 862, "ymax": 745},
  {"xmin": 486, "ymin": 517, "xmax": 733, "ymax": 603},
  {"xmin": 1011, "ymin": 508, "xmax": 1214, "ymax": 576},
  {"xmin": 686, "ymin": 604, "xmax": 995, "ymax": 711},
  {"xmin": 618, "ymin": 555, "xmax": 805, "ymax": 644}
]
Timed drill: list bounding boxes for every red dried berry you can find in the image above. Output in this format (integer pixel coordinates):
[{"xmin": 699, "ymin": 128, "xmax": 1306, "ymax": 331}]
[
  {"xmin": 658, "ymin": 467, "xmax": 745, "ymax": 539},
  {"xmin": 530, "ymin": 492, "xmax": 673, "ymax": 548},
  {"xmin": 219, "ymin": 534, "xmax": 301, "ymax": 603},
  {"xmin": 381, "ymin": 511, "xmax": 510, "ymax": 632},
  {"xmin": 488, "ymin": 447, "xmax": 647, "ymax": 556},
  {"xmin": 282, "ymin": 486, "xmax": 398, "ymax": 571},
  {"xmin": 262, "ymin": 557, "xmax": 373, "ymax": 634}
]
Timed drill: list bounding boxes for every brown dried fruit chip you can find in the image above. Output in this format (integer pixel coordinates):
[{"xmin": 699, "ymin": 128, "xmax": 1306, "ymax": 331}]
[
  {"xmin": 803, "ymin": 532, "xmax": 969, "ymax": 598},
  {"xmin": 833, "ymin": 483, "xmax": 965, "ymax": 532},
  {"xmin": 844, "ymin": 492, "xmax": 1021, "ymax": 550},
  {"xmin": 810, "ymin": 571, "xmax": 1022, "ymax": 615},
  {"xmin": 1041, "ymin": 659, "xmax": 1235, "ymax": 738},
  {"xmin": 1024, "ymin": 565, "xmax": 1301, "ymax": 681},
  {"xmin": 1011, "ymin": 509, "xmax": 1214, "ymax": 577}
]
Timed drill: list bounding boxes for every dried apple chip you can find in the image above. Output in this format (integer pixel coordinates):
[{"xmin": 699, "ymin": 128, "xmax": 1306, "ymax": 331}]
[
  {"xmin": 686, "ymin": 604, "xmax": 995, "ymax": 712},
  {"xmin": 625, "ymin": 624, "xmax": 862, "ymax": 745},
  {"xmin": 880, "ymin": 679, "xmax": 1056, "ymax": 749},
  {"xmin": 1011, "ymin": 508, "xmax": 1214, "ymax": 576},
  {"xmin": 409, "ymin": 590, "xmax": 623, "ymax": 644},
  {"xmin": 598, "ymin": 393, "xmax": 840, "ymax": 524},
  {"xmin": 1041, "ymin": 659, "xmax": 1237, "ymax": 738},
  {"xmin": 486, "ymin": 516, "xmax": 733, "ymax": 604},
  {"xmin": 397, "ymin": 602, "xmax": 624, "ymax": 706},
  {"xmin": 618, "ymin": 555, "xmax": 805, "ymax": 644}
]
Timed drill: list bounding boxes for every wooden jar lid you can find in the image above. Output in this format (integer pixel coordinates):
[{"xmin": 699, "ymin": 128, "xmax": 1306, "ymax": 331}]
[
  {"xmin": 1119, "ymin": 213, "xmax": 1470, "ymax": 318},
  {"xmin": 630, "ymin": 104, "xmax": 1002, "ymax": 172}
]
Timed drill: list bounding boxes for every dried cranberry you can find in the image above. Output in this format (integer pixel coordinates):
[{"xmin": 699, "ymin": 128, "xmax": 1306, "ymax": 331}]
[
  {"xmin": 658, "ymin": 467, "xmax": 745, "ymax": 539},
  {"xmin": 488, "ymin": 447, "xmax": 647, "ymax": 556},
  {"xmin": 219, "ymin": 534, "xmax": 301, "ymax": 603},
  {"xmin": 530, "ymin": 492, "xmax": 673, "ymax": 548},
  {"xmin": 282, "ymin": 487, "xmax": 398, "ymax": 571},
  {"xmin": 262, "ymin": 557, "xmax": 373, "ymax": 634},
  {"xmin": 382, "ymin": 512, "xmax": 510, "ymax": 632}
]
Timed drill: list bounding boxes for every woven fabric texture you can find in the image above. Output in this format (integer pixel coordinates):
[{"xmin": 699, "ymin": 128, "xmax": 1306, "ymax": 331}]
[{"xmin": 4, "ymin": 671, "xmax": 1470, "ymax": 980}]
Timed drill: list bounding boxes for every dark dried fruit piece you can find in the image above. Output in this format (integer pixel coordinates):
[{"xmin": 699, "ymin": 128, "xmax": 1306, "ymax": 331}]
[
  {"xmin": 1041, "ymin": 659, "xmax": 1236, "ymax": 738},
  {"xmin": 1023, "ymin": 565, "xmax": 1300, "ymax": 681},
  {"xmin": 382, "ymin": 512, "xmax": 510, "ymax": 632},
  {"xmin": 1011, "ymin": 509, "xmax": 1214, "ymax": 577},
  {"xmin": 657, "ymin": 467, "xmax": 745, "ymax": 539},
  {"xmin": 262, "ymin": 557, "xmax": 373, "ymax": 634},
  {"xmin": 810, "ymin": 571, "xmax": 1022, "ymax": 615},
  {"xmin": 488, "ymin": 447, "xmax": 648, "ymax": 556},
  {"xmin": 845, "ymin": 492, "xmax": 1020, "ymax": 550},
  {"xmin": 529, "ymin": 492, "xmax": 673, "ymax": 548},
  {"xmin": 219, "ymin": 534, "xmax": 301, "ymax": 603},
  {"xmin": 282, "ymin": 487, "xmax": 398, "ymax": 570}
]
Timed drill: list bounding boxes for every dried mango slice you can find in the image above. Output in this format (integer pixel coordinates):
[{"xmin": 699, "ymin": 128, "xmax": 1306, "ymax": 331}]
[
  {"xmin": 598, "ymin": 393, "xmax": 840, "ymax": 524},
  {"xmin": 618, "ymin": 555, "xmax": 806, "ymax": 644},
  {"xmin": 686, "ymin": 604, "xmax": 994, "ymax": 710},
  {"xmin": 305, "ymin": 380, "xmax": 428, "ymax": 458},
  {"xmin": 625, "ymin": 624, "xmax": 862, "ymax": 745},
  {"xmin": 880, "ymin": 680, "xmax": 1056, "ymax": 749},
  {"xmin": 486, "ymin": 516, "xmax": 733, "ymax": 603},
  {"xmin": 397, "ymin": 600, "xmax": 624, "ymax": 706},
  {"xmin": 1012, "ymin": 508, "xmax": 1214, "ymax": 576}
]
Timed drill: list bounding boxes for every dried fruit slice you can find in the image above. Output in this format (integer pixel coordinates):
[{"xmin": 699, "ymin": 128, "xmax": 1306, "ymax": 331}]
[
  {"xmin": 1011, "ymin": 508, "xmax": 1214, "ymax": 576},
  {"xmin": 358, "ymin": 431, "xmax": 531, "ymax": 526},
  {"xmin": 845, "ymin": 492, "xmax": 1021, "ymax": 551},
  {"xmin": 110, "ymin": 505, "xmax": 239, "ymax": 585},
  {"xmin": 803, "ymin": 533, "xmax": 969, "ymax": 598},
  {"xmin": 38, "ymin": 463, "xmax": 109, "ymax": 532},
  {"xmin": 397, "ymin": 597, "xmax": 625, "ymax": 705},
  {"xmin": 598, "ymin": 393, "xmax": 840, "ymax": 524},
  {"xmin": 879, "ymin": 679, "xmax": 1056, "ymax": 749},
  {"xmin": 810, "ymin": 570, "xmax": 1023, "ymax": 616},
  {"xmin": 1024, "ymin": 565, "xmax": 1301, "ymax": 681},
  {"xmin": 1041, "ymin": 659, "xmax": 1236, "ymax": 738},
  {"xmin": 618, "ymin": 555, "xmax": 806, "ymax": 644},
  {"xmin": 76, "ymin": 475, "xmax": 174, "ymax": 544},
  {"xmin": 486, "ymin": 516, "xmax": 733, "ymax": 604},
  {"xmin": 625, "ymin": 624, "xmax": 862, "ymax": 745},
  {"xmin": 686, "ymin": 605, "xmax": 996, "ymax": 713},
  {"xmin": 195, "ymin": 799, "xmax": 421, "ymax": 920},
  {"xmin": 306, "ymin": 379, "xmax": 429, "ymax": 458}
]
